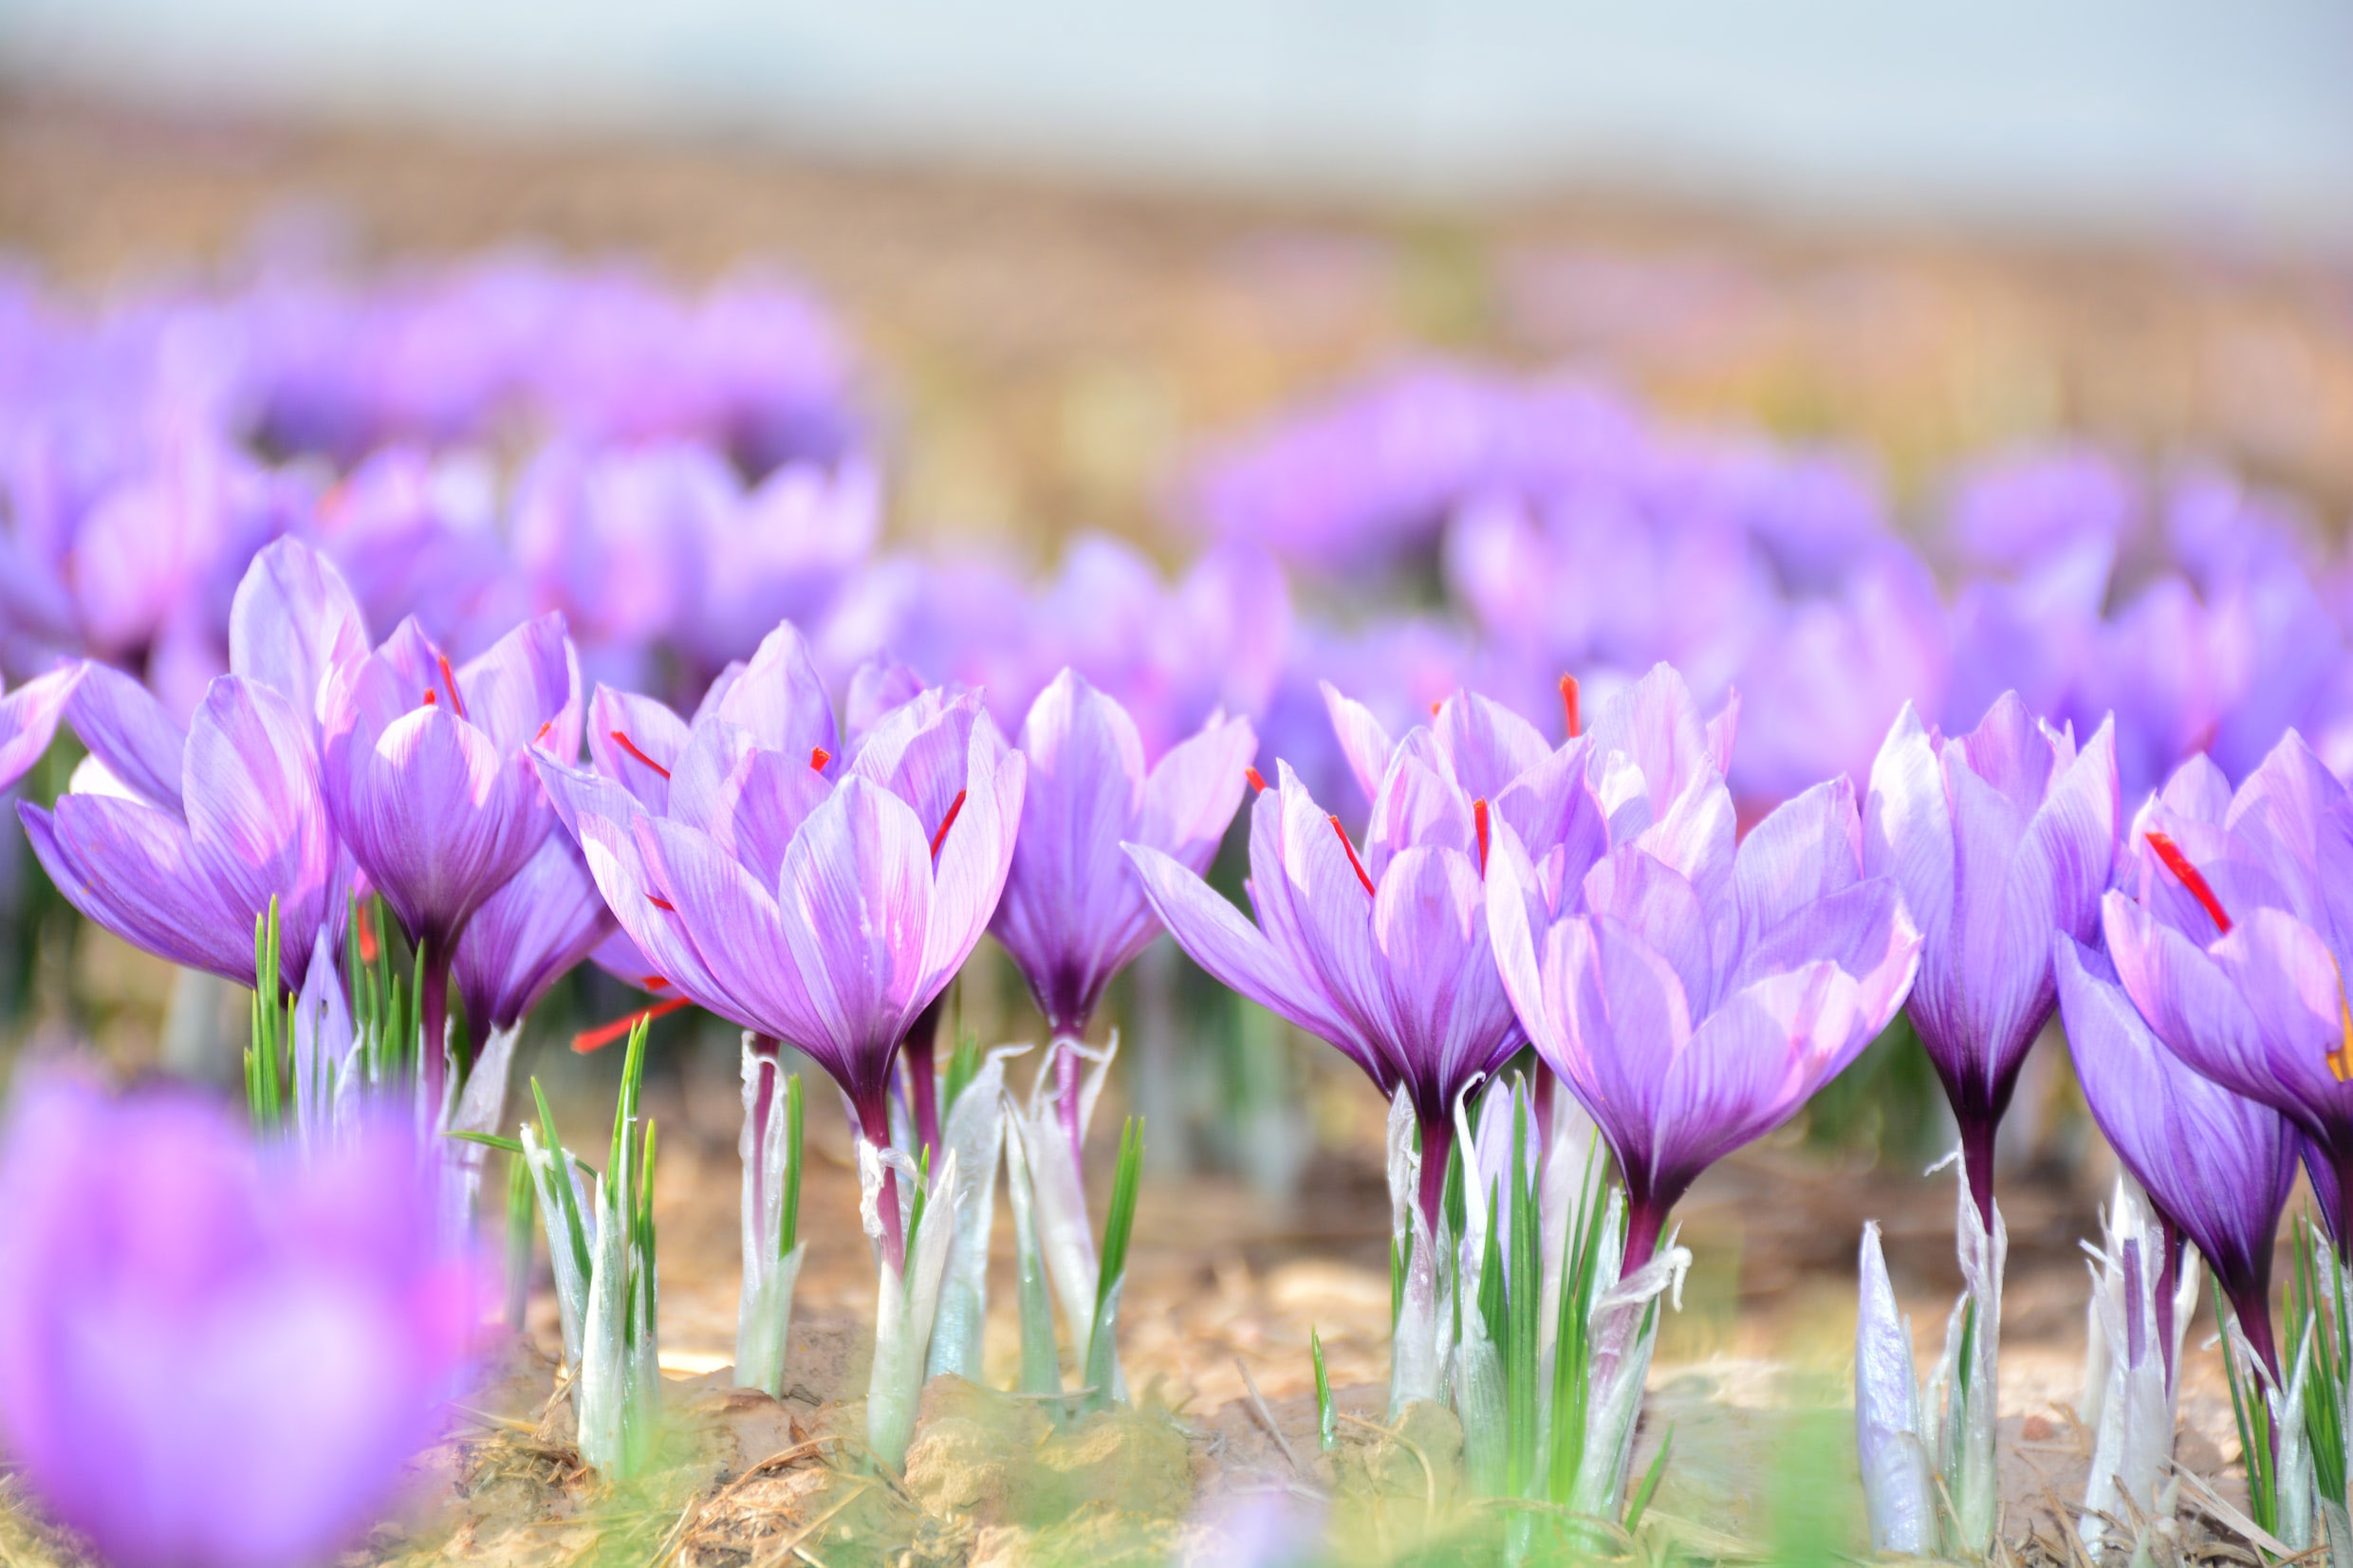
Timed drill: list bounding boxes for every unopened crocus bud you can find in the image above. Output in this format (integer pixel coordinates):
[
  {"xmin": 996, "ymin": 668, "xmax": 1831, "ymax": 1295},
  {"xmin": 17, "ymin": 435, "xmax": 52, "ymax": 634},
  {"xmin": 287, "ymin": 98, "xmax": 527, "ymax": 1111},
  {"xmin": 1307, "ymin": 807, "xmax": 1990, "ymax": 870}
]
[{"xmin": 1856, "ymin": 1222, "xmax": 1936, "ymax": 1554}]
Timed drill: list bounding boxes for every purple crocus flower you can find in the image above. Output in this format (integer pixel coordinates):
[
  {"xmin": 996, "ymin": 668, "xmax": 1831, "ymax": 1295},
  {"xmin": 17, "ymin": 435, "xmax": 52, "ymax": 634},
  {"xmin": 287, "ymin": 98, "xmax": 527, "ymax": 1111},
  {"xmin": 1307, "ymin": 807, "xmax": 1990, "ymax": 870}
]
[
  {"xmin": 451, "ymin": 831, "xmax": 614, "ymax": 1042},
  {"xmin": 2100, "ymin": 739, "xmax": 2353, "ymax": 1259},
  {"xmin": 321, "ymin": 609, "xmax": 582, "ymax": 1104},
  {"xmin": 21, "ymin": 539, "xmax": 366, "ymax": 993},
  {"xmin": 2054, "ymin": 929, "xmax": 2296, "ymax": 1380},
  {"xmin": 1488, "ymin": 724, "xmax": 1921, "ymax": 1269},
  {"xmin": 0, "ymin": 1071, "xmax": 475, "ymax": 1568},
  {"xmin": 0, "ymin": 663, "xmax": 78, "ymax": 796},
  {"xmin": 1126, "ymin": 753, "xmax": 1523, "ymax": 1231},
  {"xmin": 1863, "ymin": 692, "xmax": 2120, "ymax": 1227},
  {"xmin": 991, "ymin": 669, "xmax": 1256, "ymax": 1146},
  {"xmin": 542, "ymin": 638, "xmax": 1022, "ymax": 1268}
]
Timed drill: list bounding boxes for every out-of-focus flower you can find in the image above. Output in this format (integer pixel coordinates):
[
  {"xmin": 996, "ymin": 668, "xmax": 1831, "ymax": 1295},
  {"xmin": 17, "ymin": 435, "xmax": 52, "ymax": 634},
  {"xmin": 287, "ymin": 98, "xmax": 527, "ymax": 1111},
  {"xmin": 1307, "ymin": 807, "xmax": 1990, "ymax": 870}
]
[
  {"xmin": 0, "ymin": 663, "xmax": 78, "ymax": 796},
  {"xmin": 2101, "ymin": 738, "xmax": 2353, "ymax": 1257},
  {"xmin": 1128, "ymin": 750, "xmax": 1522, "ymax": 1232},
  {"xmin": 1864, "ymin": 692, "xmax": 2119, "ymax": 1227},
  {"xmin": 1490, "ymin": 671, "xmax": 1920, "ymax": 1267},
  {"xmin": 544, "ymin": 638, "xmax": 1022, "ymax": 1266},
  {"xmin": 1942, "ymin": 448, "xmax": 2139, "ymax": 580},
  {"xmin": 2055, "ymin": 926, "xmax": 2296, "ymax": 1378},
  {"xmin": 992, "ymin": 667, "xmax": 1256, "ymax": 1044},
  {"xmin": 0, "ymin": 1070, "xmax": 475, "ymax": 1568},
  {"xmin": 22, "ymin": 540, "xmax": 366, "ymax": 992}
]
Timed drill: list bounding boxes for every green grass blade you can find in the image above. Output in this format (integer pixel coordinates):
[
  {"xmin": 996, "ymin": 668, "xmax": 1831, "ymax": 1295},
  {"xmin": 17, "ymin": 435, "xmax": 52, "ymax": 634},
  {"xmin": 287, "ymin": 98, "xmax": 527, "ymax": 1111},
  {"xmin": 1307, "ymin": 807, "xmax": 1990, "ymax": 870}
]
[
  {"xmin": 1312, "ymin": 1326, "xmax": 1336, "ymax": 1451},
  {"xmin": 1622, "ymin": 1422, "xmax": 1673, "ymax": 1533},
  {"xmin": 779, "ymin": 1073, "xmax": 805, "ymax": 1260},
  {"xmin": 1082, "ymin": 1118, "xmax": 1145, "ymax": 1411}
]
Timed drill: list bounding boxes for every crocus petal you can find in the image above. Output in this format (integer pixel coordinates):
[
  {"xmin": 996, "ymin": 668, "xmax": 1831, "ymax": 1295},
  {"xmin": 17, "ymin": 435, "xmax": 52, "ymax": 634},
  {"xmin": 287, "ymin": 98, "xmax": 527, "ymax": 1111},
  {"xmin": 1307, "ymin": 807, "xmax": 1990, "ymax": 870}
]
[
  {"xmin": 1585, "ymin": 662, "xmax": 1718, "ymax": 821},
  {"xmin": 1733, "ymin": 775, "xmax": 1862, "ymax": 962},
  {"xmin": 1650, "ymin": 964, "xmax": 1858, "ymax": 1196},
  {"xmin": 1955, "ymin": 691, "xmax": 2059, "ymax": 806},
  {"xmin": 586, "ymin": 687, "xmax": 692, "ymax": 810},
  {"xmin": 774, "ymin": 776, "xmax": 936, "ymax": 1105},
  {"xmin": 456, "ymin": 614, "xmax": 581, "ymax": 760},
  {"xmin": 1363, "ymin": 750, "xmax": 1477, "ymax": 876},
  {"xmin": 667, "ymin": 720, "xmax": 830, "ymax": 891},
  {"xmin": 1126, "ymin": 840, "xmax": 1374, "ymax": 1079},
  {"xmin": 20, "ymin": 799, "xmax": 255, "ymax": 986},
  {"xmin": 1862, "ymin": 702, "xmax": 1955, "ymax": 964},
  {"xmin": 568, "ymin": 804, "xmax": 749, "ymax": 1025},
  {"xmin": 1369, "ymin": 844, "xmax": 1515, "ymax": 1111},
  {"xmin": 227, "ymin": 539, "xmax": 367, "ymax": 721},
  {"xmin": 2103, "ymin": 891, "xmax": 2335, "ymax": 1137},
  {"xmin": 65, "ymin": 662, "xmax": 186, "ymax": 813},
  {"xmin": 453, "ymin": 832, "xmax": 613, "ymax": 1033},
  {"xmin": 1582, "ymin": 847, "xmax": 1714, "ymax": 1016},
  {"xmin": 0, "ymin": 665, "xmax": 79, "ymax": 796},
  {"xmin": 1319, "ymin": 681, "xmax": 1395, "ymax": 805},
  {"xmin": 639, "ymin": 814, "xmax": 830, "ymax": 1049},
  {"xmin": 342, "ymin": 709, "xmax": 543, "ymax": 950},
  {"xmin": 708, "ymin": 620, "xmax": 839, "ymax": 760},
  {"xmin": 2226, "ymin": 731, "xmax": 2353, "ymax": 962},
  {"xmin": 1431, "ymin": 691, "xmax": 1549, "ymax": 800},
  {"xmin": 922, "ymin": 733, "xmax": 1024, "ymax": 1001},
  {"xmin": 182, "ymin": 677, "xmax": 337, "ymax": 978}
]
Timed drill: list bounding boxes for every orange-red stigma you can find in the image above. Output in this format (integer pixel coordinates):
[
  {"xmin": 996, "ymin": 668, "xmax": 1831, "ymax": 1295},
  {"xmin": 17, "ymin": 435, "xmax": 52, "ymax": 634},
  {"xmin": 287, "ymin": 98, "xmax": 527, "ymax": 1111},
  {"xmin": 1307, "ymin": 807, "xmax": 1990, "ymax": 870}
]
[
  {"xmin": 930, "ymin": 789, "xmax": 969, "ymax": 860},
  {"xmin": 1560, "ymin": 674, "xmax": 1581, "ymax": 740},
  {"xmin": 421, "ymin": 689, "xmax": 436, "ymax": 709},
  {"xmin": 533, "ymin": 718, "xmax": 554, "ymax": 748},
  {"xmin": 610, "ymin": 730, "xmax": 671, "ymax": 780},
  {"xmin": 646, "ymin": 894, "xmax": 676, "ymax": 912},
  {"xmin": 435, "ymin": 653, "xmax": 468, "ymax": 719},
  {"xmin": 1473, "ymin": 797, "xmax": 1491, "ymax": 875},
  {"xmin": 1329, "ymin": 816, "xmax": 1376, "ymax": 896},
  {"xmin": 1245, "ymin": 766, "xmax": 1269, "ymax": 794},
  {"xmin": 2146, "ymin": 831, "xmax": 2231, "ymax": 935},
  {"xmin": 572, "ymin": 994, "xmax": 692, "ymax": 1054},
  {"xmin": 810, "ymin": 747, "xmax": 831, "ymax": 771}
]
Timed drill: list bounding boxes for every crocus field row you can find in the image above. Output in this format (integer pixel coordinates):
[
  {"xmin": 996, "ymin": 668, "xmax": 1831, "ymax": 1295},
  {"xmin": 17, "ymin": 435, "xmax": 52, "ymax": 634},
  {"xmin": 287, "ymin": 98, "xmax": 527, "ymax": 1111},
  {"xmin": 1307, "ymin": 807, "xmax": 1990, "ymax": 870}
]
[{"xmin": 0, "ymin": 257, "xmax": 2350, "ymax": 1566}]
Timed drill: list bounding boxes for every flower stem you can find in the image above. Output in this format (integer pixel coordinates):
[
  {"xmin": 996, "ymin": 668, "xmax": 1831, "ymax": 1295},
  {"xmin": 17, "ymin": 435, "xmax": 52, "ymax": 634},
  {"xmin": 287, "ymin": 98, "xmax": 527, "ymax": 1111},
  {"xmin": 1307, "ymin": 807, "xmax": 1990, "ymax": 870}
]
[
  {"xmin": 1621, "ymin": 1192, "xmax": 1665, "ymax": 1274},
  {"xmin": 858, "ymin": 1095, "xmax": 906, "ymax": 1275},
  {"xmin": 1054, "ymin": 1036, "xmax": 1084, "ymax": 1168},
  {"xmin": 1415, "ymin": 1109, "xmax": 1454, "ymax": 1239},
  {"xmin": 748, "ymin": 1038, "xmax": 778, "ymax": 1212},
  {"xmin": 1958, "ymin": 1113, "xmax": 1997, "ymax": 1238},
  {"xmin": 420, "ymin": 941, "xmax": 449, "ymax": 1113},
  {"xmin": 902, "ymin": 997, "xmax": 944, "ymax": 1158}
]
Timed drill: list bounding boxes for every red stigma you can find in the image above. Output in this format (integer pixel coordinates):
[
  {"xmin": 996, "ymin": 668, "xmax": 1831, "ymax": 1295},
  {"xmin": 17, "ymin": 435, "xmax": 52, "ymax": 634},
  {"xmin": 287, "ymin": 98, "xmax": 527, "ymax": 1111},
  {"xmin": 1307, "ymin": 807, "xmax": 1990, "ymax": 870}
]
[
  {"xmin": 930, "ymin": 789, "xmax": 969, "ymax": 860},
  {"xmin": 1473, "ymin": 797, "xmax": 1491, "ymax": 875},
  {"xmin": 811, "ymin": 747, "xmax": 831, "ymax": 771},
  {"xmin": 533, "ymin": 718, "xmax": 554, "ymax": 748},
  {"xmin": 421, "ymin": 689, "xmax": 437, "ymax": 709},
  {"xmin": 646, "ymin": 894, "xmax": 676, "ymax": 913},
  {"xmin": 644, "ymin": 975, "xmax": 671, "ymax": 990},
  {"xmin": 1245, "ymin": 766, "xmax": 1269, "ymax": 794},
  {"xmin": 1430, "ymin": 700, "xmax": 1443, "ymax": 717},
  {"xmin": 2146, "ymin": 831, "xmax": 2232, "ymax": 935},
  {"xmin": 435, "ymin": 653, "xmax": 468, "ymax": 720},
  {"xmin": 610, "ymin": 729, "xmax": 672, "ymax": 781},
  {"xmin": 1560, "ymin": 674, "xmax": 1581, "ymax": 740},
  {"xmin": 1329, "ymin": 816, "xmax": 1377, "ymax": 897},
  {"xmin": 356, "ymin": 909, "xmax": 380, "ymax": 965},
  {"xmin": 571, "ymin": 995, "xmax": 692, "ymax": 1054}
]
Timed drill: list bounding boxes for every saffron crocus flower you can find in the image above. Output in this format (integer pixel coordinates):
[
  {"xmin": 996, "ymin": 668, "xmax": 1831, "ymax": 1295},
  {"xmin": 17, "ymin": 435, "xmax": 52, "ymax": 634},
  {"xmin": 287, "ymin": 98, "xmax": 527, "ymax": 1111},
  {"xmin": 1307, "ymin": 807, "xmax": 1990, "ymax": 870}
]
[
  {"xmin": 453, "ymin": 831, "xmax": 615, "ymax": 1045},
  {"xmin": 2054, "ymin": 931, "xmax": 2296, "ymax": 1380},
  {"xmin": 0, "ymin": 663, "xmax": 78, "ymax": 796},
  {"xmin": 0, "ymin": 1071, "xmax": 475, "ymax": 1568},
  {"xmin": 544, "ymin": 660, "xmax": 1022, "ymax": 1270},
  {"xmin": 22, "ymin": 539, "xmax": 367, "ymax": 992},
  {"xmin": 1863, "ymin": 692, "xmax": 2120, "ymax": 1227},
  {"xmin": 991, "ymin": 668, "xmax": 1257, "ymax": 1129},
  {"xmin": 1126, "ymin": 754, "xmax": 1523, "ymax": 1232},
  {"xmin": 2100, "ymin": 740, "xmax": 2353, "ymax": 1259},
  {"xmin": 1488, "ymin": 760, "xmax": 1921, "ymax": 1270},
  {"xmin": 322, "ymin": 610, "xmax": 582, "ymax": 1106}
]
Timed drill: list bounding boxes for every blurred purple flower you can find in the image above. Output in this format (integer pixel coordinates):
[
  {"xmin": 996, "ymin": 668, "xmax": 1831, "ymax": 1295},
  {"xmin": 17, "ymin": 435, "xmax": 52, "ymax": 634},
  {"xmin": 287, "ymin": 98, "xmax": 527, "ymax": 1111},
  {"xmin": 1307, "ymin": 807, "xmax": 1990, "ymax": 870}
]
[
  {"xmin": 0, "ymin": 1071, "xmax": 475, "ymax": 1568},
  {"xmin": 2101, "ymin": 738, "xmax": 2353, "ymax": 1257},
  {"xmin": 2055, "ymin": 930, "xmax": 2296, "ymax": 1379},
  {"xmin": 1864, "ymin": 692, "xmax": 2119, "ymax": 1227},
  {"xmin": 1490, "ymin": 670, "xmax": 1920, "ymax": 1267},
  {"xmin": 451, "ymin": 832, "xmax": 614, "ymax": 1042},
  {"xmin": 1942, "ymin": 448, "xmax": 2139, "ymax": 580}
]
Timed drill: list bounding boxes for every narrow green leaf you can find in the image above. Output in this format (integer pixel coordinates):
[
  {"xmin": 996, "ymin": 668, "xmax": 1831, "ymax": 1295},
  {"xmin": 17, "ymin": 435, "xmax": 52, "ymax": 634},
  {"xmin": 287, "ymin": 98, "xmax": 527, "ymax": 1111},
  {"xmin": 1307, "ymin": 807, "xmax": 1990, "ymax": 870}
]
[
  {"xmin": 778, "ymin": 1074, "xmax": 805, "ymax": 1260},
  {"xmin": 449, "ymin": 1130, "xmax": 528, "ymax": 1155},
  {"xmin": 532, "ymin": 1076, "xmax": 594, "ymax": 1285},
  {"xmin": 1082, "ymin": 1118, "xmax": 1145, "ymax": 1411},
  {"xmin": 1622, "ymin": 1422, "xmax": 1673, "ymax": 1534},
  {"xmin": 1311, "ymin": 1326, "xmax": 1336, "ymax": 1452}
]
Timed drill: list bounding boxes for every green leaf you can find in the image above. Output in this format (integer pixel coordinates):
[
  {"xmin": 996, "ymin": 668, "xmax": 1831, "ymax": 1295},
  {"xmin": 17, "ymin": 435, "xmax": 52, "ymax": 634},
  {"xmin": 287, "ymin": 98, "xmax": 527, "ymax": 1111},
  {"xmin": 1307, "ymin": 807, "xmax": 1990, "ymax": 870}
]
[
  {"xmin": 532, "ymin": 1076, "xmax": 594, "ymax": 1286},
  {"xmin": 450, "ymin": 1130, "xmax": 528, "ymax": 1155},
  {"xmin": 1082, "ymin": 1117, "xmax": 1145, "ymax": 1412},
  {"xmin": 778, "ymin": 1073, "xmax": 805, "ymax": 1260},
  {"xmin": 1622, "ymin": 1422, "xmax": 1674, "ymax": 1534},
  {"xmin": 1311, "ymin": 1326, "xmax": 1336, "ymax": 1452}
]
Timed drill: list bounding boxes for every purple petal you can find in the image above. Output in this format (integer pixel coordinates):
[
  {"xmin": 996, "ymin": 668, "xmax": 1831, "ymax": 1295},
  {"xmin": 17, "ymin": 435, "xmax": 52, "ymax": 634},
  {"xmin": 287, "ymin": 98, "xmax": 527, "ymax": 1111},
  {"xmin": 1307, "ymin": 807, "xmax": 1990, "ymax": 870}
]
[
  {"xmin": 1369, "ymin": 843, "xmax": 1516, "ymax": 1110},
  {"xmin": 20, "ymin": 798, "xmax": 254, "ymax": 985},
  {"xmin": 705, "ymin": 620, "xmax": 837, "ymax": 760},
  {"xmin": 453, "ymin": 832, "xmax": 613, "ymax": 1033},
  {"xmin": 65, "ymin": 662, "xmax": 186, "ymax": 813},
  {"xmin": 182, "ymin": 677, "xmax": 337, "ymax": 980},
  {"xmin": 0, "ymin": 665, "xmax": 79, "ymax": 796},
  {"xmin": 341, "ymin": 708, "xmax": 543, "ymax": 950},
  {"xmin": 455, "ymin": 613, "xmax": 580, "ymax": 759},
  {"xmin": 1862, "ymin": 701, "xmax": 1954, "ymax": 953},
  {"xmin": 1955, "ymin": 691, "xmax": 2060, "ymax": 807},
  {"xmin": 668, "ymin": 720, "xmax": 831, "ymax": 891},
  {"xmin": 1650, "ymin": 964, "xmax": 1856, "ymax": 1195},
  {"xmin": 923, "ymin": 729, "xmax": 1024, "ymax": 1001},
  {"xmin": 1431, "ymin": 691, "xmax": 1548, "ymax": 800},
  {"xmin": 1319, "ymin": 681, "xmax": 1395, "ymax": 805},
  {"xmin": 585, "ymin": 687, "xmax": 691, "ymax": 810},
  {"xmin": 1733, "ymin": 775, "xmax": 1862, "ymax": 961},
  {"xmin": 227, "ymin": 539, "xmax": 367, "ymax": 719}
]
